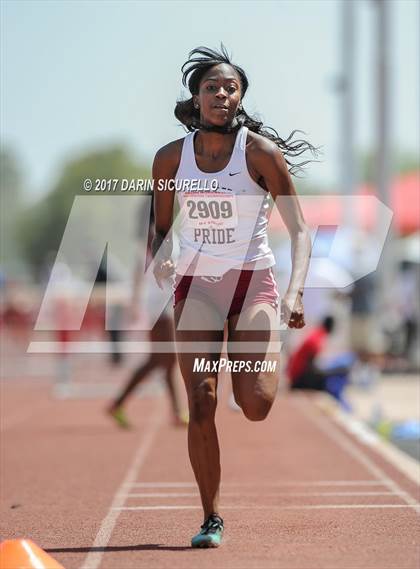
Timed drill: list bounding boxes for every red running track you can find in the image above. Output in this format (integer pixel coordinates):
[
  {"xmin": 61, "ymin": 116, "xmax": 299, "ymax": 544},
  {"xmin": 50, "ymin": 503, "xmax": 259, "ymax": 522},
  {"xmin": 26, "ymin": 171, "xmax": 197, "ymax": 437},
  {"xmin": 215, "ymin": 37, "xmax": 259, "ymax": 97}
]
[{"xmin": 1, "ymin": 377, "xmax": 419, "ymax": 569}]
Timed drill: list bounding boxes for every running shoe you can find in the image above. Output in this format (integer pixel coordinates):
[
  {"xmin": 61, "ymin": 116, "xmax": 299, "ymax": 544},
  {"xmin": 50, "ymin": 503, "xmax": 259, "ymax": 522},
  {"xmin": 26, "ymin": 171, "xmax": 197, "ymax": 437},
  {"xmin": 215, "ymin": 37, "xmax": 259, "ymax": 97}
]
[
  {"xmin": 191, "ymin": 514, "xmax": 224, "ymax": 548},
  {"xmin": 107, "ymin": 406, "xmax": 131, "ymax": 429}
]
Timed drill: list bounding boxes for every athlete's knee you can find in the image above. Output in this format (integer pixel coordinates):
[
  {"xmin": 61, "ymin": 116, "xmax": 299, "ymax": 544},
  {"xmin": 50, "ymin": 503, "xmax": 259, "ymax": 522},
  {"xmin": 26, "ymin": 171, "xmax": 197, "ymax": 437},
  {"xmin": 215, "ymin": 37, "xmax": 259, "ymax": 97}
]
[
  {"xmin": 241, "ymin": 396, "xmax": 274, "ymax": 422},
  {"xmin": 188, "ymin": 378, "xmax": 217, "ymax": 424}
]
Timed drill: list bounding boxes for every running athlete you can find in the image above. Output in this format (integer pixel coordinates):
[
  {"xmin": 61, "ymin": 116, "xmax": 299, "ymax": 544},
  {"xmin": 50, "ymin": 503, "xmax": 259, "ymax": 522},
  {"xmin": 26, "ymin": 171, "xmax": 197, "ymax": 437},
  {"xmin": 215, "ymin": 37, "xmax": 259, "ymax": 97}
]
[
  {"xmin": 107, "ymin": 198, "xmax": 187, "ymax": 429},
  {"xmin": 152, "ymin": 45, "xmax": 316, "ymax": 548}
]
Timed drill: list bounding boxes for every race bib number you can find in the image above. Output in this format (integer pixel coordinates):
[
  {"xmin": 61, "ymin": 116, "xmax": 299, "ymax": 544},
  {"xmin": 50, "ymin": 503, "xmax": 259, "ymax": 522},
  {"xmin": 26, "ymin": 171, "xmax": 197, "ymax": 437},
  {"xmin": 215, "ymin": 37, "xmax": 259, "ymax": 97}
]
[{"xmin": 182, "ymin": 194, "xmax": 238, "ymax": 229}]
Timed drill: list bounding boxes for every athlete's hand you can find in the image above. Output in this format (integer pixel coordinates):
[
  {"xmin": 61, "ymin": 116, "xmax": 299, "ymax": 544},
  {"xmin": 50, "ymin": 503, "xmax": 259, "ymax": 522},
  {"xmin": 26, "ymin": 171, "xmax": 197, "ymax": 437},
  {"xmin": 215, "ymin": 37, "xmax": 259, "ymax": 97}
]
[
  {"xmin": 281, "ymin": 292, "xmax": 305, "ymax": 329},
  {"xmin": 153, "ymin": 258, "xmax": 175, "ymax": 290}
]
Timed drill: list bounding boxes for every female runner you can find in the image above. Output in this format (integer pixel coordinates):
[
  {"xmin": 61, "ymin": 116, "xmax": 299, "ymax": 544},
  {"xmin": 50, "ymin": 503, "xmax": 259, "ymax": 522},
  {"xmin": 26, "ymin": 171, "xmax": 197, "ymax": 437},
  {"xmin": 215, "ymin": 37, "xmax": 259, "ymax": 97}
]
[{"xmin": 152, "ymin": 45, "xmax": 317, "ymax": 548}]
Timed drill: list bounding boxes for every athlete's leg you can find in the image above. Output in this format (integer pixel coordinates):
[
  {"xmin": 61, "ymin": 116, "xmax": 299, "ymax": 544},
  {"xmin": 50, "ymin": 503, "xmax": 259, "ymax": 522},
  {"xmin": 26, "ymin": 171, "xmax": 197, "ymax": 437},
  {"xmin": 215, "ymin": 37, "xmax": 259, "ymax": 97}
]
[
  {"xmin": 110, "ymin": 358, "xmax": 157, "ymax": 410},
  {"xmin": 110, "ymin": 315, "xmax": 173, "ymax": 410},
  {"xmin": 174, "ymin": 297, "xmax": 224, "ymax": 520},
  {"xmin": 228, "ymin": 303, "xmax": 281, "ymax": 421}
]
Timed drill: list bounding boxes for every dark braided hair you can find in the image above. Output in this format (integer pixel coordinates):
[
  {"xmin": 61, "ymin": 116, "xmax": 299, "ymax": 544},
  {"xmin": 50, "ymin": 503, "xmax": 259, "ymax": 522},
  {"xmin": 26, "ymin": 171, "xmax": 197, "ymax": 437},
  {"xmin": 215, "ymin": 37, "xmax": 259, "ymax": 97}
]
[{"xmin": 174, "ymin": 44, "xmax": 321, "ymax": 177}]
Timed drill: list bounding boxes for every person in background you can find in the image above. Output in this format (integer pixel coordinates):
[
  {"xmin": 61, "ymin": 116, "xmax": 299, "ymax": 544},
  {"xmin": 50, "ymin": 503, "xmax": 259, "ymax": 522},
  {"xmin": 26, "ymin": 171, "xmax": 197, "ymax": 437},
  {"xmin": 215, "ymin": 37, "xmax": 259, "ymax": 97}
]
[
  {"xmin": 349, "ymin": 272, "xmax": 381, "ymax": 360},
  {"xmin": 94, "ymin": 255, "xmax": 124, "ymax": 366},
  {"xmin": 107, "ymin": 198, "xmax": 187, "ymax": 429},
  {"xmin": 396, "ymin": 261, "xmax": 419, "ymax": 364},
  {"xmin": 287, "ymin": 316, "xmax": 353, "ymax": 403}
]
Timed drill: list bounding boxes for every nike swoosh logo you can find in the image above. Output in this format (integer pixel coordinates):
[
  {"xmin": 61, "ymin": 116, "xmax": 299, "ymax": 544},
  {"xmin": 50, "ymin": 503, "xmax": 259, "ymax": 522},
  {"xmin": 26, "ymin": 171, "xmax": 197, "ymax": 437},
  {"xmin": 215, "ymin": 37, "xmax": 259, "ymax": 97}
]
[{"xmin": 229, "ymin": 171, "xmax": 241, "ymax": 176}]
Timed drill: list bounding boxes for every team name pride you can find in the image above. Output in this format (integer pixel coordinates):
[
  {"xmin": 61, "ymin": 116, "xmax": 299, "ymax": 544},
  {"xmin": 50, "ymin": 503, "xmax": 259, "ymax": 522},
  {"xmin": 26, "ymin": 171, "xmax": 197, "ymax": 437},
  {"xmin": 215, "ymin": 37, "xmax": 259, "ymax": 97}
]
[{"xmin": 183, "ymin": 193, "xmax": 238, "ymax": 245}]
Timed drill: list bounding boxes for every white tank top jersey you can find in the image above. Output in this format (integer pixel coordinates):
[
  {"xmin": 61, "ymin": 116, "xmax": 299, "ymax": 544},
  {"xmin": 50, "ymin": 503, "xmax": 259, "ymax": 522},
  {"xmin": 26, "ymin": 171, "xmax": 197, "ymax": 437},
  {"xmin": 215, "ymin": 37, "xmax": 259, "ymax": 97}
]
[{"xmin": 174, "ymin": 126, "xmax": 276, "ymax": 277}]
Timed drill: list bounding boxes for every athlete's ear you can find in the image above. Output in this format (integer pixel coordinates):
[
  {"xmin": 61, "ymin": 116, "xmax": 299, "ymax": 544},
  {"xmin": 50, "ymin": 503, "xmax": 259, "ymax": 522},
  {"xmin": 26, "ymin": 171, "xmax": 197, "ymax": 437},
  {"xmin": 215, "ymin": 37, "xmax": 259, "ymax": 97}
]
[{"xmin": 193, "ymin": 96, "xmax": 200, "ymax": 110}]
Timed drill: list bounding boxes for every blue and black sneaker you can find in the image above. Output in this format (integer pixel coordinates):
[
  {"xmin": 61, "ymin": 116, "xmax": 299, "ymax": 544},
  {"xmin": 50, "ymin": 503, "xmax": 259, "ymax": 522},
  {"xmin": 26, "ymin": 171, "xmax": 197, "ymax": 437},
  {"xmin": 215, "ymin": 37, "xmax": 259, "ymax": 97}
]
[{"xmin": 191, "ymin": 514, "xmax": 224, "ymax": 548}]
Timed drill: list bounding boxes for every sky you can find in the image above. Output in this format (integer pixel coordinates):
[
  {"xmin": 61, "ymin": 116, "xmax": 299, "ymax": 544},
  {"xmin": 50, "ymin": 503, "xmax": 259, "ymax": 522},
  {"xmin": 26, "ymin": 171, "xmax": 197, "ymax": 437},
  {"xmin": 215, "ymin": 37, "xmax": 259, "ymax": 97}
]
[{"xmin": 1, "ymin": 0, "xmax": 419, "ymax": 199}]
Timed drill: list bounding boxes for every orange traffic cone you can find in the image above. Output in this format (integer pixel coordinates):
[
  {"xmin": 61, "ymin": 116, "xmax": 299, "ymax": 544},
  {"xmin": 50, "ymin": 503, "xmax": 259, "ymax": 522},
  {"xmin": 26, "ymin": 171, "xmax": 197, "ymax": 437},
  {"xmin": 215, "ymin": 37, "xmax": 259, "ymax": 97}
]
[{"xmin": 0, "ymin": 539, "xmax": 65, "ymax": 569}]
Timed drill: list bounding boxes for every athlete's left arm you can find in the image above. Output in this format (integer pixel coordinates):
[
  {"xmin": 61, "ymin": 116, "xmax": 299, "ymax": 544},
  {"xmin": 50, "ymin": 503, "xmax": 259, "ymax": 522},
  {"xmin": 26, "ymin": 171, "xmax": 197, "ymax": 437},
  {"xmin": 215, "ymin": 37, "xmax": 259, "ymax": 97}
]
[{"xmin": 249, "ymin": 137, "xmax": 311, "ymax": 328}]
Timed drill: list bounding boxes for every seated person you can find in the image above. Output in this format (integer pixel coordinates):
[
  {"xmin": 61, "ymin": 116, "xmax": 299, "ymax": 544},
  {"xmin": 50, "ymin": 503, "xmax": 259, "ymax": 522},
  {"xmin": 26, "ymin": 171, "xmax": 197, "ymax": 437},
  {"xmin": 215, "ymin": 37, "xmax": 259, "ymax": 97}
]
[{"xmin": 287, "ymin": 316, "xmax": 353, "ymax": 405}]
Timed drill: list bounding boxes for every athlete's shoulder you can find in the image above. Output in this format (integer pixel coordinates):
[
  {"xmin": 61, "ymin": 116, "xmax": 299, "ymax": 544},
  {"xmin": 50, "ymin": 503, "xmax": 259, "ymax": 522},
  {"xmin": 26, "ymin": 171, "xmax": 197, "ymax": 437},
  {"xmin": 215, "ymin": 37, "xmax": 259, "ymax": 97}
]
[
  {"xmin": 246, "ymin": 130, "xmax": 288, "ymax": 174},
  {"xmin": 153, "ymin": 137, "xmax": 186, "ymax": 176},
  {"xmin": 246, "ymin": 130, "xmax": 282, "ymax": 158},
  {"xmin": 154, "ymin": 137, "xmax": 185, "ymax": 163}
]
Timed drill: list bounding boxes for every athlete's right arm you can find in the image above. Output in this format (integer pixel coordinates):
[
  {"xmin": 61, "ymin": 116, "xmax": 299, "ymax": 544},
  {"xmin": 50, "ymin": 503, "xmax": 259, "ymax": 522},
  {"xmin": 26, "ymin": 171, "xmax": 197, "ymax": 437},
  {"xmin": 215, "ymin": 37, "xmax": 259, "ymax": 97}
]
[{"xmin": 151, "ymin": 140, "xmax": 182, "ymax": 288}]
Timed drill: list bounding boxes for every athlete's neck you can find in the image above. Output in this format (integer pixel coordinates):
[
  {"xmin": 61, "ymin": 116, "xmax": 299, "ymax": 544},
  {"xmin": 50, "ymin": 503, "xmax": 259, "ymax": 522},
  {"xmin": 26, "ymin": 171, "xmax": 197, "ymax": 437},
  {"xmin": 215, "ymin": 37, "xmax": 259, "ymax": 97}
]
[
  {"xmin": 196, "ymin": 117, "xmax": 242, "ymax": 159},
  {"xmin": 198, "ymin": 116, "xmax": 240, "ymax": 135},
  {"xmin": 195, "ymin": 128, "xmax": 237, "ymax": 159}
]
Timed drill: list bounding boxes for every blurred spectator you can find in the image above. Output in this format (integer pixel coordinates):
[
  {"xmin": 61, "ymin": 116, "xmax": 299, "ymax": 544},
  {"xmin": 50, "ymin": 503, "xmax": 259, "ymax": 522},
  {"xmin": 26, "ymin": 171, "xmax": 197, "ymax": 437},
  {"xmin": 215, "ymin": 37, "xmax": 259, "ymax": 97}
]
[
  {"xmin": 94, "ymin": 253, "xmax": 125, "ymax": 366},
  {"xmin": 349, "ymin": 272, "xmax": 384, "ymax": 360},
  {"xmin": 398, "ymin": 261, "xmax": 418, "ymax": 358},
  {"xmin": 107, "ymin": 197, "xmax": 187, "ymax": 429},
  {"xmin": 287, "ymin": 316, "xmax": 353, "ymax": 406},
  {"xmin": 394, "ymin": 261, "xmax": 419, "ymax": 365}
]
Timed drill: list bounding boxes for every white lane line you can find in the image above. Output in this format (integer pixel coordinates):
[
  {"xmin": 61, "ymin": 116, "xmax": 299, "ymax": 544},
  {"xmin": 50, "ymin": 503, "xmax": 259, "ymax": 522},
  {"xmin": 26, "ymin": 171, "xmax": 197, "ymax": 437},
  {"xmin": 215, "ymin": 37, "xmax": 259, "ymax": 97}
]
[
  {"xmin": 80, "ymin": 400, "xmax": 164, "ymax": 569},
  {"xmin": 124, "ymin": 491, "xmax": 397, "ymax": 498},
  {"xmin": 315, "ymin": 394, "xmax": 420, "ymax": 486},
  {"xmin": 114, "ymin": 504, "xmax": 419, "ymax": 511},
  {"xmin": 127, "ymin": 480, "xmax": 387, "ymax": 488},
  {"xmin": 294, "ymin": 398, "xmax": 420, "ymax": 514}
]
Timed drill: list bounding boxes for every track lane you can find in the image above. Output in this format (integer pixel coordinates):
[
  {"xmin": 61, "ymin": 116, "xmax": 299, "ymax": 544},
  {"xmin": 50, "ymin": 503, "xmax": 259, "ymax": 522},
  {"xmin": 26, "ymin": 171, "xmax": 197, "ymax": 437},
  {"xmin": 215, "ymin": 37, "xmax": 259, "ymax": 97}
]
[{"xmin": 2, "ymin": 379, "xmax": 419, "ymax": 569}]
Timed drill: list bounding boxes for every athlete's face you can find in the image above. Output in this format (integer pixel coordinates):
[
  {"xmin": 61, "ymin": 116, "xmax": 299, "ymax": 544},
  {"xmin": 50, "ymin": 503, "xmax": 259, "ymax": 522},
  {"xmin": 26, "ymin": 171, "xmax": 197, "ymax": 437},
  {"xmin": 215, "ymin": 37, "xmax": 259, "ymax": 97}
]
[{"xmin": 194, "ymin": 64, "xmax": 242, "ymax": 127}]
